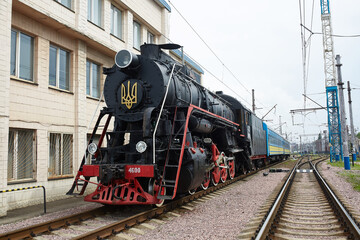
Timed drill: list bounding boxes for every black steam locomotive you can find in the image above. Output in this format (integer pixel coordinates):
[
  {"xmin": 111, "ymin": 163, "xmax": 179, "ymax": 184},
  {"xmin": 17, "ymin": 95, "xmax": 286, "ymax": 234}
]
[{"xmin": 67, "ymin": 44, "xmax": 289, "ymax": 206}]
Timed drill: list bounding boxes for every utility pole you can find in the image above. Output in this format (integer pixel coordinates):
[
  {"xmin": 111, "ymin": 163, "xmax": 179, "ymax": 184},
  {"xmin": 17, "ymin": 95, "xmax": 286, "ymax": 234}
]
[
  {"xmin": 252, "ymin": 89, "xmax": 256, "ymax": 114},
  {"xmin": 320, "ymin": 0, "xmax": 342, "ymax": 162},
  {"xmin": 335, "ymin": 55, "xmax": 350, "ymax": 170},
  {"xmin": 347, "ymin": 81, "xmax": 357, "ymax": 163},
  {"xmin": 279, "ymin": 116, "xmax": 282, "ymax": 135}
]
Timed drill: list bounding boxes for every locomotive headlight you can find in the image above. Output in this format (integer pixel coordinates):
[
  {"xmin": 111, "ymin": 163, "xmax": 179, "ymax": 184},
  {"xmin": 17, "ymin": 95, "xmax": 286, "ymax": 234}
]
[
  {"xmin": 87, "ymin": 143, "xmax": 98, "ymax": 155},
  {"xmin": 115, "ymin": 50, "xmax": 139, "ymax": 69},
  {"xmin": 136, "ymin": 141, "xmax": 147, "ymax": 153}
]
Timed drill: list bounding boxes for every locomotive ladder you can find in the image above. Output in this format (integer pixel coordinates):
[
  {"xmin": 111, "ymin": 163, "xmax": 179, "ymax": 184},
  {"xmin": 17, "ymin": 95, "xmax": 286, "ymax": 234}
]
[
  {"xmin": 158, "ymin": 106, "xmax": 193, "ymax": 200},
  {"xmin": 67, "ymin": 111, "xmax": 112, "ymax": 196}
]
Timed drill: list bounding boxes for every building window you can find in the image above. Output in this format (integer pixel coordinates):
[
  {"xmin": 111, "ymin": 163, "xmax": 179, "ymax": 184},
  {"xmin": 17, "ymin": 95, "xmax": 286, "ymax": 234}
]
[
  {"xmin": 8, "ymin": 129, "xmax": 36, "ymax": 181},
  {"xmin": 10, "ymin": 29, "xmax": 34, "ymax": 82},
  {"xmin": 88, "ymin": 0, "xmax": 102, "ymax": 26},
  {"xmin": 111, "ymin": 5, "xmax": 122, "ymax": 39},
  {"xmin": 49, "ymin": 133, "xmax": 73, "ymax": 178},
  {"xmin": 133, "ymin": 21, "xmax": 141, "ymax": 49},
  {"xmin": 193, "ymin": 72, "xmax": 201, "ymax": 84},
  {"xmin": 49, "ymin": 45, "xmax": 70, "ymax": 90},
  {"xmin": 86, "ymin": 60, "xmax": 101, "ymax": 98},
  {"xmin": 55, "ymin": 0, "xmax": 72, "ymax": 9},
  {"xmin": 147, "ymin": 32, "xmax": 155, "ymax": 44}
]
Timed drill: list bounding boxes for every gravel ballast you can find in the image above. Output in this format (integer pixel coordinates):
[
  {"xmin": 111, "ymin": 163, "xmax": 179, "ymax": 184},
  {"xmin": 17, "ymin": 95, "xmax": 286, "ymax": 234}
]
[
  {"xmin": 1, "ymin": 159, "xmax": 359, "ymax": 240},
  {"xmin": 319, "ymin": 161, "xmax": 360, "ymax": 216},
  {"xmin": 134, "ymin": 169, "xmax": 289, "ymax": 240}
]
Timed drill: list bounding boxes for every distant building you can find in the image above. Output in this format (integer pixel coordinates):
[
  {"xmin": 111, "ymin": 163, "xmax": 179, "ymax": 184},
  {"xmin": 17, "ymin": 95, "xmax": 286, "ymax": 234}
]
[
  {"xmin": 314, "ymin": 130, "xmax": 330, "ymax": 154},
  {"xmin": 0, "ymin": 0, "xmax": 174, "ymax": 216},
  {"xmin": 170, "ymin": 49, "xmax": 204, "ymax": 85}
]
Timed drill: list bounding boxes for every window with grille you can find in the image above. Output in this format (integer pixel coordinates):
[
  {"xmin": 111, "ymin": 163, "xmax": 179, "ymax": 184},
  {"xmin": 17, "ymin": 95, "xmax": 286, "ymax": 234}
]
[
  {"xmin": 8, "ymin": 129, "xmax": 36, "ymax": 182},
  {"xmin": 10, "ymin": 29, "xmax": 34, "ymax": 82},
  {"xmin": 48, "ymin": 133, "xmax": 73, "ymax": 178}
]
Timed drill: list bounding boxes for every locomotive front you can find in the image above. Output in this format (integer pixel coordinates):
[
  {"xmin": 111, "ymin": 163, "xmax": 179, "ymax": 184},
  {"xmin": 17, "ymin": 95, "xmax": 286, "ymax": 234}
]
[{"xmin": 68, "ymin": 44, "xmax": 239, "ymax": 206}]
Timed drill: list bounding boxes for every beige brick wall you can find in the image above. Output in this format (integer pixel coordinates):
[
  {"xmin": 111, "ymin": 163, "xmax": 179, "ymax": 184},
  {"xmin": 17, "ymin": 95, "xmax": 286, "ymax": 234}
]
[
  {"xmin": 0, "ymin": 0, "xmax": 12, "ymax": 217},
  {"xmin": 1, "ymin": 0, "xmax": 170, "ymax": 214}
]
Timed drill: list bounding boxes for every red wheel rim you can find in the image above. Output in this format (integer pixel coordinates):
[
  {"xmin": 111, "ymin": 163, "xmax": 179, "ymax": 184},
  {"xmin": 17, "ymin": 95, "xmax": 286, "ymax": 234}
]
[
  {"xmin": 211, "ymin": 167, "xmax": 220, "ymax": 186},
  {"xmin": 220, "ymin": 163, "xmax": 227, "ymax": 183},
  {"xmin": 228, "ymin": 160, "xmax": 235, "ymax": 179},
  {"xmin": 201, "ymin": 171, "xmax": 211, "ymax": 190}
]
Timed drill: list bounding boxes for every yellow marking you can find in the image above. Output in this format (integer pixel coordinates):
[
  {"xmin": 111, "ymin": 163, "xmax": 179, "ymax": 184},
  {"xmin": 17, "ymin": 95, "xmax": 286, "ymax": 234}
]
[{"xmin": 121, "ymin": 81, "xmax": 137, "ymax": 109}]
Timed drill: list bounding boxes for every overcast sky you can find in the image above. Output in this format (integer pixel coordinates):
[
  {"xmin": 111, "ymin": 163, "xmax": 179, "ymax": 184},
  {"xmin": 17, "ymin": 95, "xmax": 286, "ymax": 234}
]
[{"xmin": 168, "ymin": 0, "xmax": 360, "ymax": 145}]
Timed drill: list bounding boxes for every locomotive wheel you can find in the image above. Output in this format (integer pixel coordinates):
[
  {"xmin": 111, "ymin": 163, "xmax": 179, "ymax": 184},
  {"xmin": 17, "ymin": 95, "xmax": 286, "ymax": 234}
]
[
  {"xmin": 148, "ymin": 179, "xmax": 165, "ymax": 207},
  {"xmin": 228, "ymin": 160, "xmax": 235, "ymax": 179},
  {"xmin": 220, "ymin": 163, "xmax": 227, "ymax": 183},
  {"xmin": 189, "ymin": 189, "xmax": 196, "ymax": 195},
  {"xmin": 201, "ymin": 171, "xmax": 211, "ymax": 190},
  {"xmin": 211, "ymin": 167, "xmax": 220, "ymax": 186}
]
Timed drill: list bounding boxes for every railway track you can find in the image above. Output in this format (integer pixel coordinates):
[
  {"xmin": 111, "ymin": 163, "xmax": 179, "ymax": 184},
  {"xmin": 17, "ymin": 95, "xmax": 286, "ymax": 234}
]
[
  {"xmin": 0, "ymin": 159, "xmax": 292, "ymax": 240},
  {"xmin": 253, "ymin": 156, "xmax": 360, "ymax": 240}
]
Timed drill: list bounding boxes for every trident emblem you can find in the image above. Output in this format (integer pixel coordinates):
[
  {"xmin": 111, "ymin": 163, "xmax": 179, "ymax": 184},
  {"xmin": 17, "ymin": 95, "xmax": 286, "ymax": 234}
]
[{"xmin": 121, "ymin": 81, "xmax": 137, "ymax": 109}]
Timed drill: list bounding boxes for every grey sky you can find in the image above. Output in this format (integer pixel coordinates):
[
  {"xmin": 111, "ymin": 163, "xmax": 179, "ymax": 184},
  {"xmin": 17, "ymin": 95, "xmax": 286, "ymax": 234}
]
[{"xmin": 168, "ymin": 0, "xmax": 360, "ymax": 145}]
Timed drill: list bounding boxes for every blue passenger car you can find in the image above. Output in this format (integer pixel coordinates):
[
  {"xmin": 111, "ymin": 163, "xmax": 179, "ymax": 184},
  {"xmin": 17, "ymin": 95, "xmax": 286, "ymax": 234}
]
[{"xmin": 263, "ymin": 122, "xmax": 290, "ymax": 161}]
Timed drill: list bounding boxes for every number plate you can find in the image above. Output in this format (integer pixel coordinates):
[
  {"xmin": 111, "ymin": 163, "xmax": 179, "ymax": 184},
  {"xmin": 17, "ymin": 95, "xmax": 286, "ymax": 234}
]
[{"xmin": 125, "ymin": 165, "xmax": 154, "ymax": 179}]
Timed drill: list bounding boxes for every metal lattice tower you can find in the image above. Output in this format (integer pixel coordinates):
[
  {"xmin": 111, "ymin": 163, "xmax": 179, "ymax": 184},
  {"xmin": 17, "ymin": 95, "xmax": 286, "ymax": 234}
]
[{"xmin": 321, "ymin": 0, "xmax": 342, "ymax": 161}]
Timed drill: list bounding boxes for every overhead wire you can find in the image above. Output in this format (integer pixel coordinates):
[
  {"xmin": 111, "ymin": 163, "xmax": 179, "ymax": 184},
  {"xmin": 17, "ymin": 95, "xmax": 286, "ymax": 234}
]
[
  {"xmin": 159, "ymin": 33, "xmax": 252, "ymax": 106},
  {"xmin": 167, "ymin": 0, "xmax": 266, "ymax": 109}
]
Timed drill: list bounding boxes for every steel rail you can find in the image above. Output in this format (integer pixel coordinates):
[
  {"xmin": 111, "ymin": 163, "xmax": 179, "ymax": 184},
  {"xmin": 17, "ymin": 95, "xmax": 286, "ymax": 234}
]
[
  {"xmin": 255, "ymin": 158, "xmax": 301, "ymax": 240},
  {"xmin": 73, "ymin": 160, "xmax": 289, "ymax": 240},
  {"xmin": 0, "ymin": 207, "xmax": 107, "ymax": 240},
  {"xmin": 0, "ymin": 159, "xmax": 291, "ymax": 240},
  {"xmin": 254, "ymin": 156, "xmax": 360, "ymax": 239},
  {"xmin": 312, "ymin": 159, "xmax": 360, "ymax": 238}
]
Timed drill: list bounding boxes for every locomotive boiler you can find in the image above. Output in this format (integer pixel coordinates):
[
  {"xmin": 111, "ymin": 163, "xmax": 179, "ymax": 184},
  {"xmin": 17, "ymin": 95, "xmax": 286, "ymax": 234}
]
[{"xmin": 67, "ymin": 43, "xmax": 289, "ymax": 206}]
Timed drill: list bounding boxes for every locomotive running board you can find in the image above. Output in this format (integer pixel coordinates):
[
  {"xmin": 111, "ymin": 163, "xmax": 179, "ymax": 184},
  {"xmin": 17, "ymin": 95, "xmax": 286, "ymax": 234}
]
[{"xmin": 158, "ymin": 106, "xmax": 193, "ymax": 200}]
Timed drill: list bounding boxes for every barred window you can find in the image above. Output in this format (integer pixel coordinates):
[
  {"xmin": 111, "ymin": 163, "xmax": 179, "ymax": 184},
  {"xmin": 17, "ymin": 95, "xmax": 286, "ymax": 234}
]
[
  {"xmin": 49, "ymin": 133, "xmax": 73, "ymax": 178},
  {"xmin": 8, "ymin": 129, "xmax": 36, "ymax": 182}
]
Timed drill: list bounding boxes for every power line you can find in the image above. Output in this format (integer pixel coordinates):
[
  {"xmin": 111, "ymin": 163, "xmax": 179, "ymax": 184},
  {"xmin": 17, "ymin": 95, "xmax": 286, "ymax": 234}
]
[
  {"xmin": 301, "ymin": 25, "xmax": 360, "ymax": 38},
  {"xmin": 167, "ymin": 0, "xmax": 266, "ymax": 108},
  {"xmin": 159, "ymin": 33, "xmax": 252, "ymax": 106}
]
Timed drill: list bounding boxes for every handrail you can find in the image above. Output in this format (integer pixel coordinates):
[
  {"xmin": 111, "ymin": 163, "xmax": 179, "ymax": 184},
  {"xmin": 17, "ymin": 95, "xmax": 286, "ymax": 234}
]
[
  {"xmin": 153, "ymin": 63, "xmax": 177, "ymax": 164},
  {"xmin": 0, "ymin": 185, "xmax": 46, "ymax": 214}
]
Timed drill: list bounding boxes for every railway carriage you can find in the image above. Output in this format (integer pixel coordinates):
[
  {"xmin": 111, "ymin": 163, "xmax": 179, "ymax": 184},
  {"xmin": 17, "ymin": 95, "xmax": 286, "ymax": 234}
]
[{"xmin": 67, "ymin": 43, "xmax": 290, "ymax": 206}]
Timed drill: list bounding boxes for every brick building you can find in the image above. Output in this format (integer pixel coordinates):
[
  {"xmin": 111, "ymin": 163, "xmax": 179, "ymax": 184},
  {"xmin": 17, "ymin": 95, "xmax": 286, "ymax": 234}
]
[{"xmin": 0, "ymin": 0, "xmax": 172, "ymax": 216}]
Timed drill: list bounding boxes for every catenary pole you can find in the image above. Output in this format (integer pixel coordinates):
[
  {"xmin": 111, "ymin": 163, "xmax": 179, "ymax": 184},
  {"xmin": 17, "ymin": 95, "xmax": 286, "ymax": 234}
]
[
  {"xmin": 347, "ymin": 81, "xmax": 357, "ymax": 163},
  {"xmin": 335, "ymin": 55, "xmax": 350, "ymax": 170}
]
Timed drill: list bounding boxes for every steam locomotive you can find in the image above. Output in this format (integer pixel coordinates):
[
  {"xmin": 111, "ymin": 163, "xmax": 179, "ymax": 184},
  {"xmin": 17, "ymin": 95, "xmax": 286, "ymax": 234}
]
[{"xmin": 67, "ymin": 43, "xmax": 290, "ymax": 206}]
